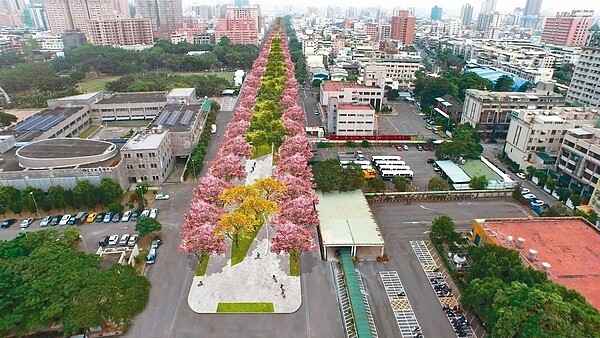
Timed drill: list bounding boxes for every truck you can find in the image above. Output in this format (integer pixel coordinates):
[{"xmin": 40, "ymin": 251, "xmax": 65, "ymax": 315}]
[
  {"xmin": 210, "ymin": 124, "xmax": 217, "ymax": 134},
  {"xmin": 363, "ymin": 168, "xmax": 377, "ymax": 179}
]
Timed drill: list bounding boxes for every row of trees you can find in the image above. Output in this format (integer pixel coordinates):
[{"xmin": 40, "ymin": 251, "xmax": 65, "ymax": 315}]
[
  {"xmin": 105, "ymin": 73, "xmax": 231, "ymax": 97},
  {"xmin": 0, "ymin": 229, "xmax": 150, "ymax": 336},
  {"xmin": 312, "ymin": 159, "xmax": 365, "ymax": 192},
  {"xmin": 284, "ymin": 16, "xmax": 307, "ymax": 86},
  {"xmin": 0, "ymin": 178, "xmax": 123, "ymax": 216},
  {"xmin": 184, "ymin": 101, "xmax": 219, "ymax": 178}
]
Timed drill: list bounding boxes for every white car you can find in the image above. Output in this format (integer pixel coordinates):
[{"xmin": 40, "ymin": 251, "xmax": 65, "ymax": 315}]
[
  {"xmin": 59, "ymin": 214, "xmax": 72, "ymax": 226},
  {"xmin": 516, "ymin": 172, "xmax": 527, "ymax": 179},
  {"xmin": 20, "ymin": 218, "xmax": 33, "ymax": 229},
  {"xmin": 141, "ymin": 209, "xmax": 150, "ymax": 218},
  {"xmin": 40, "ymin": 216, "xmax": 51, "ymax": 227},
  {"xmin": 530, "ymin": 199, "xmax": 545, "ymax": 206},
  {"xmin": 403, "ymin": 145, "xmax": 409, "ymax": 150},
  {"xmin": 521, "ymin": 188, "xmax": 531, "ymax": 195},
  {"xmin": 155, "ymin": 193, "xmax": 170, "ymax": 200},
  {"xmin": 149, "ymin": 208, "xmax": 158, "ymax": 219},
  {"xmin": 121, "ymin": 210, "xmax": 132, "ymax": 222},
  {"xmin": 523, "ymin": 193, "xmax": 537, "ymax": 200},
  {"xmin": 108, "ymin": 234, "xmax": 119, "ymax": 246},
  {"xmin": 118, "ymin": 234, "xmax": 130, "ymax": 246}
]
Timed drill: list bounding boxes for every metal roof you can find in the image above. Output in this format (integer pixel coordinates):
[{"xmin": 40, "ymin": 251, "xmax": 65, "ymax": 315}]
[{"xmin": 434, "ymin": 160, "xmax": 471, "ymax": 184}]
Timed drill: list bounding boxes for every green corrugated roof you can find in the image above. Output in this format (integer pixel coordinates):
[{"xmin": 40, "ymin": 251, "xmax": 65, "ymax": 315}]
[
  {"xmin": 536, "ymin": 151, "xmax": 555, "ymax": 164},
  {"xmin": 340, "ymin": 249, "xmax": 373, "ymax": 338}
]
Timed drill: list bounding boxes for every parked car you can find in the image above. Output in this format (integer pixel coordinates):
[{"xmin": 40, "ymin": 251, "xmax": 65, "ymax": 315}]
[
  {"xmin": 67, "ymin": 215, "xmax": 77, "ymax": 225},
  {"xmin": 146, "ymin": 247, "xmax": 157, "ymax": 264},
  {"xmin": 86, "ymin": 212, "xmax": 97, "ymax": 223},
  {"xmin": 141, "ymin": 209, "xmax": 150, "ymax": 218},
  {"xmin": 149, "ymin": 208, "xmax": 158, "ymax": 219},
  {"xmin": 523, "ymin": 193, "xmax": 537, "ymax": 200},
  {"xmin": 103, "ymin": 212, "xmax": 114, "ymax": 223},
  {"xmin": 427, "ymin": 158, "xmax": 435, "ymax": 164},
  {"xmin": 73, "ymin": 211, "xmax": 87, "ymax": 225},
  {"xmin": 417, "ymin": 145, "xmax": 424, "ymax": 151},
  {"xmin": 108, "ymin": 235, "xmax": 119, "ymax": 246},
  {"xmin": 151, "ymin": 237, "xmax": 162, "ymax": 249},
  {"xmin": 95, "ymin": 212, "xmax": 105, "ymax": 223},
  {"xmin": 516, "ymin": 172, "xmax": 527, "ymax": 179},
  {"xmin": 521, "ymin": 188, "xmax": 531, "ymax": 195},
  {"xmin": 49, "ymin": 215, "xmax": 61, "ymax": 226},
  {"xmin": 118, "ymin": 234, "xmax": 130, "ymax": 246},
  {"xmin": 20, "ymin": 218, "xmax": 34, "ymax": 229},
  {"xmin": 121, "ymin": 211, "xmax": 132, "ymax": 222},
  {"xmin": 40, "ymin": 216, "xmax": 51, "ymax": 227},
  {"xmin": 127, "ymin": 234, "xmax": 139, "ymax": 246},
  {"xmin": 1, "ymin": 219, "xmax": 17, "ymax": 228},
  {"xmin": 130, "ymin": 211, "xmax": 140, "ymax": 222},
  {"xmin": 59, "ymin": 214, "xmax": 71, "ymax": 226},
  {"xmin": 111, "ymin": 213, "xmax": 121, "ymax": 223},
  {"xmin": 403, "ymin": 145, "xmax": 409, "ymax": 151},
  {"xmin": 155, "ymin": 193, "xmax": 170, "ymax": 200},
  {"xmin": 530, "ymin": 199, "xmax": 545, "ymax": 206},
  {"xmin": 98, "ymin": 236, "xmax": 109, "ymax": 247}
]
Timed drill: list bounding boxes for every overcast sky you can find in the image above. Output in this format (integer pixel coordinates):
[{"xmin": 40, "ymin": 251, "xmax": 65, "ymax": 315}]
[{"xmin": 182, "ymin": 0, "xmax": 600, "ymax": 15}]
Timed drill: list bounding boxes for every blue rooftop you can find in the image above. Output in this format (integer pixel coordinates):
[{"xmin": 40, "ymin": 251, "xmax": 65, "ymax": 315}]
[{"xmin": 465, "ymin": 67, "xmax": 528, "ymax": 90}]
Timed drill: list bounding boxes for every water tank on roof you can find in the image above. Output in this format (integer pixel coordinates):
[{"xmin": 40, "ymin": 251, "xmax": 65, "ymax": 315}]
[
  {"xmin": 528, "ymin": 249, "xmax": 538, "ymax": 260},
  {"xmin": 156, "ymin": 125, "xmax": 164, "ymax": 134},
  {"xmin": 541, "ymin": 262, "xmax": 551, "ymax": 272},
  {"xmin": 506, "ymin": 236, "xmax": 513, "ymax": 245},
  {"xmin": 516, "ymin": 237, "xmax": 526, "ymax": 249}
]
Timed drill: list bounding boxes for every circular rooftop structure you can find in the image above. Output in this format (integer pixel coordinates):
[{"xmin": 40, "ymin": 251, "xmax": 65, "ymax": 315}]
[{"xmin": 16, "ymin": 138, "xmax": 117, "ymax": 169}]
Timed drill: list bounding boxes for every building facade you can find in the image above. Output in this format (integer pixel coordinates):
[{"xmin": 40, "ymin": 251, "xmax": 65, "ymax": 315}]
[
  {"xmin": 460, "ymin": 3, "xmax": 473, "ymax": 26},
  {"xmin": 541, "ymin": 10, "xmax": 595, "ymax": 46},
  {"xmin": 44, "ymin": 0, "xmax": 130, "ymax": 34},
  {"xmin": 325, "ymin": 100, "xmax": 375, "ymax": 136},
  {"xmin": 461, "ymin": 89, "xmax": 565, "ymax": 139},
  {"xmin": 320, "ymin": 81, "xmax": 384, "ymax": 111},
  {"xmin": 390, "ymin": 10, "xmax": 415, "ymax": 46},
  {"xmin": 524, "ymin": 0, "xmax": 542, "ymax": 16},
  {"xmin": 215, "ymin": 5, "xmax": 261, "ymax": 45},
  {"xmin": 134, "ymin": 0, "xmax": 182, "ymax": 38},
  {"xmin": 504, "ymin": 107, "xmax": 600, "ymax": 170},
  {"xmin": 430, "ymin": 6, "xmax": 442, "ymax": 21},
  {"xmin": 566, "ymin": 24, "xmax": 600, "ymax": 108},
  {"xmin": 121, "ymin": 131, "xmax": 174, "ymax": 184},
  {"xmin": 86, "ymin": 18, "xmax": 153, "ymax": 46}
]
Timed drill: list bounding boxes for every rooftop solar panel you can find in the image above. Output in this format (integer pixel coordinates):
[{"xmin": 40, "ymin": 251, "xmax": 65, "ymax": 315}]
[
  {"xmin": 167, "ymin": 110, "xmax": 181, "ymax": 126},
  {"xmin": 41, "ymin": 115, "xmax": 66, "ymax": 131},
  {"xmin": 155, "ymin": 111, "xmax": 171, "ymax": 126},
  {"xmin": 15, "ymin": 115, "xmax": 43, "ymax": 131},
  {"xmin": 180, "ymin": 110, "xmax": 194, "ymax": 126},
  {"xmin": 28, "ymin": 115, "xmax": 55, "ymax": 131}
]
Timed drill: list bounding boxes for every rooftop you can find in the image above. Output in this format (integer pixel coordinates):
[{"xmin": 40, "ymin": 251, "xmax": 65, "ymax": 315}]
[
  {"xmin": 465, "ymin": 89, "xmax": 563, "ymax": 100},
  {"xmin": 338, "ymin": 104, "xmax": 373, "ymax": 111},
  {"xmin": 97, "ymin": 92, "xmax": 167, "ymax": 105},
  {"xmin": 122, "ymin": 131, "xmax": 168, "ymax": 150},
  {"xmin": 150, "ymin": 104, "xmax": 204, "ymax": 132},
  {"xmin": 477, "ymin": 218, "xmax": 600, "ymax": 311},
  {"xmin": 5, "ymin": 106, "xmax": 86, "ymax": 143},
  {"xmin": 459, "ymin": 159, "xmax": 503, "ymax": 181},
  {"xmin": 17, "ymin": 138, "xmax": 114, "ymax": 159},
  {"xmin": 434, "ymin": 160, "xmax": 472, "ymax": 184},
  {"xmin": 322, "ymin": 81, "xmax": 379, "ymax": 92},
  {"xmin": 316, "ymin": 190, "xmax": 384, "ymax": 246},
  {"xmin": 167, "ymin": 88, "xmax": 195, "ymax": 97}
]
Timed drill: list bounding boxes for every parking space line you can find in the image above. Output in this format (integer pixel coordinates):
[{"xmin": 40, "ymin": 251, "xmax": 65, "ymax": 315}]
[{"xmin": 379, "ymin": 271, "xmax": 423, "ymax": 338}]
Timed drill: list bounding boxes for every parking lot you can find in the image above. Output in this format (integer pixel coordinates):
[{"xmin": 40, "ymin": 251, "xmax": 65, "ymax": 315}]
[
  {"xmin": 317, "ymin": 146, "xmax": 439, "ymax": 188},
  {"xmin": 210, "ymin": 96, "xmax": 238, "ymax": 111},
  {"xmin": 380, "ymin": 100, "xmax": 439, "ymax": 138}
]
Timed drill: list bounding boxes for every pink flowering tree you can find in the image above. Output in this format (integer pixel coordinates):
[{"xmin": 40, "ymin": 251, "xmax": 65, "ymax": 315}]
[
  {"xmin": 280, "ymin": 117, "xmax": 304, "ymax": 137},
  {"xmin": 224, "ymin": 120, "xmax": 250, "ymax": 139},
  {"xmin": 193, "ymin": 174, "xmax": 233, "ymax": 207},
  {"xmin": 219, "ymin": 135, "xmax": 252, "ymax": 159},
  {"xmin": 182, "ymin": 200, "xmax": 224, "ymax": 230},
  {"xmin": 270, "ymin": 220, "xmax": 317, "ymax": 263},
  {"xmin": 276, "ymin": 154, "xmax": 313, "ymax": 181},
  {"xmin": 278, "ymin": 134, "xmax": 313, "ymax": 160},
  {"xmin": 209, "ymin": 154, "xmax": 246, "ymax": 182},
  {"xmin": 282, "ymin": 105, "xmax": 305, "ymax": 123},
  {"xmin": 279, "ymin": 94, "xmax": 297, "ymax": 109},
  {"xmin": 231, "ymin": 106, "xmax": 253, "ymax": 123},
  {"xmin": 273, "ymin": 172, "xmax": 314, "ymax": 202},
  {"xmin": 179, "ymin": 222, "xmax": 226, "ymax": 262},
  {"xmin": 276, "ymin": 195, "xmax": 320, "ymax": 228}
]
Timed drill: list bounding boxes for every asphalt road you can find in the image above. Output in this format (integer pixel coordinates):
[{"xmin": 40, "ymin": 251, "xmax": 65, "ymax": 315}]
[
  {"xmin": 301, "ymin": 88, "xmax": 322, "ymax": 128},
  {"xmin": 359, "ymin": 200, "xmax": 530, "ymax": 338}
]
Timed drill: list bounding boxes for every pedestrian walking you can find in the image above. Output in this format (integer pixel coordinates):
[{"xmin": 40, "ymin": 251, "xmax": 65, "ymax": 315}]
[
  {"xmin": 280, "ymin": 283, "xmax": 284, "ymax": 290},
  {"xmin": 197, "ymin": 281, "xmax": 204, "ymax": 286},
  {"xmin": 281, "ymin": 290, "xmax": 286, "ymax": 299},
  {"xmin": 272, "ymin": 275, "xmax": 277, "ymax": 283},
  {"xmin": 255, "ymin": 252, "xmax": 261, "ymax": 259}
]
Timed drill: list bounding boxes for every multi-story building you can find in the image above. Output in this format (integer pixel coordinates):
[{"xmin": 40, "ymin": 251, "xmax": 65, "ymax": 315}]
[
  {"xmin": 134, "ymin": 0, "xmax": 182, "ymax": 38},
  {"xmin": 194, "ymin": 32, "xmax": 215, "ymax": 44},
  {"xmin": 430, "ymin": 6, "xmax": 442, "ymax": 21},
  {"xmin": 541, "ymin": 10, "xmax": 595, "ymax": 46},
  {"xmin": 555, "ymin": 124, "xmax": 600, "ymax": 199},
  {"xmin": 86, "ymin": 18, "xmax": 153, "ymax": 46},
  {"xmin": 504, "ymin": 107, "xmax": 600, "ymax": 170},
  {"xmin": 460, "ymin": 3, "xmax": 473, "ymax": 26},
  {"xmin": 444, "ymin": 20, "xmax": 462, "ymax": 37},
  {"xmin": 364, "ymin": 54, "xmax": 424, "ymax": 90},
  {"xmin": 44, "ymin": 0, "xmax": 130, "ymax": 34},
  {"xmin": 38, "ymin": 34, "xmax": 64, "ymax": 52},
  {"xmin": 524, "ymin": 0, "xmax": 542, "ymax": 16},
  {"xmin": 44, "ymin": 0, "xmax": 72, "ymax": 34},
  {"xmin": 566, "ymin": 24, "xmax": 600, "ymax": 108},
  {"xmin": 480, "ymin": 0, "xmax": 496, "ymax": 13},
  {"xmin": 121, "ymin": 130, "xmax": 174, "ymax": 184},
  {"xmin": 390, "ymin": 10, "xmax": 415, "ymax": 46},
  {"xmin": 325, "ymin": 100, "xmax": 375, "ymax": 136},
  {"xmin": 24, "ymin": 4, "xmax": 49, "ymax": 30},
  {"xmin": 215, "ymin": 5, "xmax": 261, "ymax": 45},
  {"xmin": 320, "ymin": 81, "xmax": 384, "ymax": 111},
  {"xmin": 379, "ymin": 23, "xmax": 391, "ymax": 41},
  {"xmin": 363, "ymin": 23, "xmax": 378, "ymax": 42},
  {"xmin": 461, "ymin": 88, "xmax": 565, "ymax": 139},
  {"xmin": 498, "ymin": 63, "xmax": 554, "ymax": 83}
]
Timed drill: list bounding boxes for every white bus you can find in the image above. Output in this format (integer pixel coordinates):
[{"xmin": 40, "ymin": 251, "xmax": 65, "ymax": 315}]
[
  {"xmin": 375, "ymin": 160, "xmax": 407, "ymax": 168},
  {"xmin": 380, "ymin": 169, "xmax": 414, "ymax": 180},
  {"xmin": 377, "ymin": 165, "xmax": 411, "ymax": 172},
  {"xmin": 340, "ymin": 160, "xmax": 372, "ymax": 171},
  {"xmin": 371, "ymin": 156, "xmax": 402, "ymax": 164}
]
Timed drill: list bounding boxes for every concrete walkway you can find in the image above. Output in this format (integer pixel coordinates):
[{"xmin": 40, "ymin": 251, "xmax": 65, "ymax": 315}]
[{"xmin": 187, "ymin": 153, "xmax": 302, "ymax": 313}]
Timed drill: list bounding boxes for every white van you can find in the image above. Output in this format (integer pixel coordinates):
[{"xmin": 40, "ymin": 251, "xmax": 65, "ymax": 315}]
[{"xmin": 210, "ymin": 124, "xmax": 217, "ymax": 134}]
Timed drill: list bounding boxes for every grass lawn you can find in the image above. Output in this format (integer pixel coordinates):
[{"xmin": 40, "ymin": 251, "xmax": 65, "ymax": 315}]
[
  {"xmin": 78, "ymin": 76, "xmax": 121, "ymax": 93},
  {"xmin": 290, "ymin": 257, "xmax": 301, "ymax": 276},
  {"xmin": 216, "ymin": 302, "xmax": 274, "ymax": 313},
  {"xmin": 195, "ymin": 255, "xmax": 210, "ymax": 276},
  {"xmin": 174, "ymin": 71, "xmax": 234, "ymax": 81},
  {"xmin": 78, "ymin": 125, "xmax": 100, "ymax": 139},
  {"xmin": 230, "ymin": 225, "xmax": 261, "ymax": 266}
]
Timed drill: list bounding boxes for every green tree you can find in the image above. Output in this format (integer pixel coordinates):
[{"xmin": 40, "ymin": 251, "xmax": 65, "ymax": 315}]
[
  {"xmin": 9, "ymin": 199, "xmax": 23, "ymax": 216},
  {"xmin": 493, "ymin": 75, "xmax": 515, "ymax": 92},
  {"xmin": 430, "ymin": 215, "xmax": 459, "ymax": 241},
  {"xmin": 545, "ymin": 178, "xmax": 557, "ymax": 194},
  {"xmin": 99, "ymin": 178, "xmax": 124, "ymax": 207},
  {"xmin": 555, "ymin": 187, "xmax": 571, "ymax": 203},
  {"xmin": 74, "ymin": 180, "xmax": 97, "ymax": 209},
  {"xmin": 525, "ymin": 166, "xmax": 537, "ymax": 180},
  {"xmin": 570, "ymin": 194, "xmax": 582, "ymax": 207},
  {"xmin": 543, "ymin": 202, "xmax": 570, "ymax": 217},
  {"xmin": 517, "ymin": 81, "xmax": 534, "ymax": 92},
  {"xmin": 385, "ymin": 87, "xmax": 400, "ymax": 100},
  {"xmin": 108, "ymin": 202, "xmax": 124, "ymax": 213},
  {"xmin": 135, "ymin": 217, "xmax": 163, "ymax": 236},
  {"xmin": 0, "ymin": 112, "xmax": 17, "ymax": 127},
  {"xmin": 367, "ymin": 178, "xmax": 385, "ymax": 192},
  {"xmin": 392, "ymin": 176, "xmax": 410, "ymax": 191},
  {"xmin": 428, "ymin": 177, "xmax": 450, "ymax": 191},
  {"xmin": 312, "ymin": 159, "xmax": 364, "ymax": 192},
  {"xmin": 469, "ymin": 175, "xmax": 489, "ymax": 190},
  {"xmin": 311, "ymin": 79, "xmax": 322, "ymax": 87},
  {"xmin": 435, "ymin": 124, "xmax": 483, "ymax": 161}
]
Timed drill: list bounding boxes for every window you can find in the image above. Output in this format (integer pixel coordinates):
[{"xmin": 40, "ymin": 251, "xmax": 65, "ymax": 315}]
[
  {"xmin": 150, "ymin": 163, "xmax": 158, "ymax": 168},
  {"xmin": 124, "ymin": 154, "xmax": 131, "ymax": 158},
  {"xmin": 126, "ymin": 165, "xmax": 133, "ymax": 169},
  {"xmin": 152, "ymin": 175, "xmax": 159, "ymax": 181},
  {"xmin": 136, "ymin": 153, "xmax": 143, "ymax": 158},
  {"xmin": 138, "ymin": 164, "xmax": 145, "ymax": 169}
]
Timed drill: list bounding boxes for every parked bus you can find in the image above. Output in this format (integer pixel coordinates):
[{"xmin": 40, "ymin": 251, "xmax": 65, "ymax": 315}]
[
  {"xmin": 377, "ymin": 165, "xmax": 411, "ymax": 172},
  {"xmin": 374, "ymin": 160, "xmax": 407, "ymax": 168},
  {"xmin": 380, "ymin": 169, "xmax": 414, "ymax": 180},
  {"xmin": 340, "ymin": 160, "xmax": 372, "ymax": 167},
  {"xmin": 371, "ymin": 156, "xmax": 402, "ymax": 164}
]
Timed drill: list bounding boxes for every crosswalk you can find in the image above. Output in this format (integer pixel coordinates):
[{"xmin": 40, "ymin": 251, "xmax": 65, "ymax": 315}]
[
  {"xmin": 409, "ymin": 241, "xmax": 475, "ymax": 338},
  {"xmin": 379, "ymin": 271, "xmax": 422, "ymax": 338}
]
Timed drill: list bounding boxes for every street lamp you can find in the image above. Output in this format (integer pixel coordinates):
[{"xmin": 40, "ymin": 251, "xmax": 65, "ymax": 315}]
[
  {"xmin": 29, "ymin": 192, "xmax": 38, "ymax": 215},
  {"xmin": 191, "ymin": 158, "xmax": 197, "ymax": 181}
]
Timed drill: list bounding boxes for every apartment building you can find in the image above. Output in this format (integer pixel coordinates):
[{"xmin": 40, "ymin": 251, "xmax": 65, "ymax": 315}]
[
  {"xmin": 390, "ymin": 10, "xmax": 415, "ymax": 45},
  {"xmin": 215, "ymin": 5, "xmax": 261, "ymax": 45},
  {"xmin": 320, "ymin": 81, "xmax": 384, "ymax": 111},
  {"xmin": 363, "ymin": 55, "xmax": 424, "ymax": 90},
  {"xmin": 121, "ymin": 130, "xmax": 174, "ymax": 184},
  {"xmin": 325, "ymin": 99, "xmax": 375, "ymax": 136},
  {"xmin": 505, "ymin": 107, "xmax": 600, "ymax": 170},
  {"xmin": 555, "ymin": 124, "xmax": 600, "ymax": 200},
  {"xmin": 541, "ymin": 10, "xmax": 595, "ymax": 46},
  {"xmin": 461, "ymin": 89, "xmax": 564, "ymax": 139},
  {"xmin": 44, "ymin": 0, "xmax": 130, "ymax": 34},
  {"xmin": 134, "ymin": 0, "xmax": 182, "ymax": 38},
  {"xmin": 86, "ymin": 18, "xmax": 153, "ymax": 46},
  {"xmin": 566, "ymin": 24, "xmax": 600, "ymax": 108},
  {"xmin": 363, "ymin": 23, "xmax": 378, "ymax": 42}
]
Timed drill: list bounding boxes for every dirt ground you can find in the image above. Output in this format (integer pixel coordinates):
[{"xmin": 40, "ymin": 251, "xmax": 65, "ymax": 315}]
[{"xmin": 6, "ymin": 108, "xmax": 43, "ymax": 122}]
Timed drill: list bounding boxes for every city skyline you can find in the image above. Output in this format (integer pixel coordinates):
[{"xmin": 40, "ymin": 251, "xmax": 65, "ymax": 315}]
[{"xmin": 182, "ymin": 0, "xmax": 600, "ymax": 15}]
